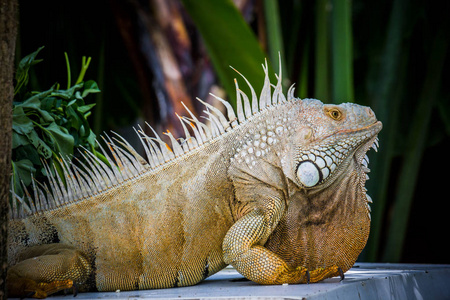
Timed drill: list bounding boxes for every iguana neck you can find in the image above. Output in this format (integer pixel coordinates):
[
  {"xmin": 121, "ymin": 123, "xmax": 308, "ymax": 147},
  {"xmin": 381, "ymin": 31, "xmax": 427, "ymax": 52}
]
[{"xmin": 265, "ymin": 164, "xmax": 370, "ymax": 270}]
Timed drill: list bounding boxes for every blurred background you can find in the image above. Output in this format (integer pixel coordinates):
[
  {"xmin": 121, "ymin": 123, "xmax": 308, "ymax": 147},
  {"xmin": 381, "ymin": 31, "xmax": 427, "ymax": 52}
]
[{"xmin": 15, "ymin": 0, "xmax": 450, "ymax": 264}]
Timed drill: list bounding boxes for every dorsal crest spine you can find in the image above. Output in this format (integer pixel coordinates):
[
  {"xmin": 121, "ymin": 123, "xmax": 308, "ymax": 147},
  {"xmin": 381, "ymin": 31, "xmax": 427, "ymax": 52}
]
[{"xmin": 10, "ymin": 58, "xmax": 297, "ymax": 219}]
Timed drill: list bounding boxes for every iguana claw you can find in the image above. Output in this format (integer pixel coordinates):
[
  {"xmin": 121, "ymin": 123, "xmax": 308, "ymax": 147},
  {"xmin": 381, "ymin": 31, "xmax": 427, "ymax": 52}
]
[
  {"xmin": 64, "ymin": 282, "xmax": 78, "ymax": 297},
  {"xmin": 306, "ymin": 270, "xmax": 311, "ymax": 284},
  {"xmin": 338, "ymin": 267, "xmax": 345, "ymax": 281},
  {"xmin": 23, "ymin": 291, "xmax": 36, "ymax": 299},
  {"xmin": 299, "ymin": 265, "xmax": 344, "ymax": 283}
]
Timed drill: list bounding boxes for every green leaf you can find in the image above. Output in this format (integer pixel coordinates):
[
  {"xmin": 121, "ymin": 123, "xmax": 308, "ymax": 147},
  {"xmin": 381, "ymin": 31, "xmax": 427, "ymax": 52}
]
[
  {"xmin": 77, "ymin": 103, "xmax": 96, "ymax": 114},
  {"xmin": 65, "ymin": 105, "xmax": 82, "ymax": 130},
  {"xmin": 12, "ymin": 106, "xmax": 35, "ymax": 135},
  {"xmin": 15, "ymin": 46, "xmax": 45, "ymax": 95},
  {"xmin": 93, "ymin": 150, "xmax": 111, "ymax": 168},
  {"xmin": 77, "ymin": 115, "xmax": 94, "ymax": 141},
  {"xmin": 86, "ymin": 130, "xmax": 97, "ymax": 149},
  {"xmin": 13, "ymin": 145, "xmax": 41, "ymax": 166},
  {"xmin": 67, "ymin": 99, "xmax": 77, "ymax": 107},
  {"xmin": 26, "ymin": 130, "xmax": 53, "ymax": 159},
  {"xmin": 182, "ymin": 0, "xmax": 271, "ymax": 107},
  {"xmin": 11, "ymin": 159, "xmax": 36, "ymax": 187},
  {"xmin": 12, "ymin": 133, "xmax": 30, "ymax": 149},
  {"xmin": 74, "ymin": 91, "xmax": 84, "ymax": 101},
  {"xmin": 43, "ymin": 122, "xmax": 75, "ymax": 157},
  {"xmin": 17, "ymin": 89, "xmax": 55, "ymax": 123},
  {"xmin": 51, "ymin": 152, "xmax": 67, "ymax": 187},
  {"xmin": 82, "ymin": 80, "xmax": 101, "ymax": 98},
  {"xmin": 51, "ymin": 83, "xmax": 84, "ymax": 100}
]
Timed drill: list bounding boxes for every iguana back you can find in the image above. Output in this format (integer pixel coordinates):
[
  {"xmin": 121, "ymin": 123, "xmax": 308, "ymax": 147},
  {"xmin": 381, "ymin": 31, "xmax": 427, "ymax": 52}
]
[{"xmin": 7, "ymin": 60, "xmax": 381, "ymax": 298}]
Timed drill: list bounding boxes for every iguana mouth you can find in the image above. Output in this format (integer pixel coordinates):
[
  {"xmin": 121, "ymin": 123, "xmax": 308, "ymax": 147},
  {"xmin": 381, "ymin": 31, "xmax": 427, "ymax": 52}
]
[
  {"xmin": 322, "ymin": 120, "xmax": 382, "ymax": 141},
  {"xmin": 352, "ymin": 121, "xmax": 382, "ymax": 172},
  {"xmin": 296, "ymin": 121, "xmax": 382, "ymax": 188}
]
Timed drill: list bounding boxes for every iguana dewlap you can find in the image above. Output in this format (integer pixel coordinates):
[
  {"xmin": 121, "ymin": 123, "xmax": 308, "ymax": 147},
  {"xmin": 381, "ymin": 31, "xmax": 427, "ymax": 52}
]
[{"xmin": 7, "ymin": 60, "xmax": 381, "ymax": 298}]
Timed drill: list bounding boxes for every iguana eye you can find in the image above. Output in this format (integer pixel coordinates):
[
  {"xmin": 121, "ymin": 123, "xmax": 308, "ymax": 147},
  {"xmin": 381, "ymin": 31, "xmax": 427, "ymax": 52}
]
[{"xmin": 325, "ymin": 108, "xmax": 343, "ymax": 121}]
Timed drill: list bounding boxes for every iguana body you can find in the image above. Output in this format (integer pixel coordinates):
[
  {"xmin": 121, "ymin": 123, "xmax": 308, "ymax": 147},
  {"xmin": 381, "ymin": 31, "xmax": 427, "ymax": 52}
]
[{"xmin": 7, "ymin": 61, "xmax": 382, "ymax": 298}]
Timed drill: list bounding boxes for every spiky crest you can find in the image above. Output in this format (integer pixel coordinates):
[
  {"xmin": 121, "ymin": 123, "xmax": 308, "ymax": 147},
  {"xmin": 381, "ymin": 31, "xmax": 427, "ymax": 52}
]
[{"xmin": 10, "ymin": 58, "xmax": 296, "ymax": 219}]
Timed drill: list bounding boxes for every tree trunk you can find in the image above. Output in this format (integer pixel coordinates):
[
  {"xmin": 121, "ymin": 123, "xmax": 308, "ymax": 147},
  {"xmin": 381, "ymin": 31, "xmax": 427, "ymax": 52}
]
[{"xmin": 0, "ymin": 0, "xmax": 18, "ymax": 298}]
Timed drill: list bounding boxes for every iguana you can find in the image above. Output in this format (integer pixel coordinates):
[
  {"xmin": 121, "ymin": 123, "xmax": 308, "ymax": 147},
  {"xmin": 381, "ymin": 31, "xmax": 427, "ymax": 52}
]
[{"xmin": 7, "ymin": 60, "xmax": 382, "ymax": 298}]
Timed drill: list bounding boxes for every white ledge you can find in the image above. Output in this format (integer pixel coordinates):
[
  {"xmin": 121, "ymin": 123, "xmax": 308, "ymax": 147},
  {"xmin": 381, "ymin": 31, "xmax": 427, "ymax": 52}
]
[{"xmin": 18, "ymin": 263, "xmax": 450, "ymax": 299}]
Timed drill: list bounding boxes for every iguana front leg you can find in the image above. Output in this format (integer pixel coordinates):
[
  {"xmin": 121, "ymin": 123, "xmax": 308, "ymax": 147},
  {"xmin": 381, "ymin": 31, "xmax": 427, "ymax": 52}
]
[
  {"xmin": 7, "ymin": 244, "xmax": 91, "ymax": 298},
  {"xmin": 222, "ymin": 196, "xmax": 341, "ymax": 284}
]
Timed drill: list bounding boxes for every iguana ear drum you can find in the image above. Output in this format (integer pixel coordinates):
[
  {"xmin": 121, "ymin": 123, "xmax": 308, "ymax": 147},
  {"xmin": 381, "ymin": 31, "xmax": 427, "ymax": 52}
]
[{"xmin": 296, "ymin": 160, "xmax": 323, "ymax": 187}]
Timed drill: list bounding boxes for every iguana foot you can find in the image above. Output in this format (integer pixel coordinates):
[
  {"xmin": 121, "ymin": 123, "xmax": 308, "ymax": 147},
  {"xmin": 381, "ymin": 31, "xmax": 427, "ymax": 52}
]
[
  {"xmin": 270, "ymin": 265, "xmax": 342, "ymax": 284},
  {"xmin": 39, "ymin": 279, "xmax": 74, "ymax": 298},
  {"xmin": 7, "ymin": 244, "xmax": 91, "ymax": 298},
  {"xmin": 223, "ymin": 203, "xmax": 347, "ymax": 286},
  {"xmin": 7, "ymin": 278, "xmax": 73, "ymax": 299},
  {"xmin": 297, "ymin": 265, "xmax": 343, "ymax": 283}
]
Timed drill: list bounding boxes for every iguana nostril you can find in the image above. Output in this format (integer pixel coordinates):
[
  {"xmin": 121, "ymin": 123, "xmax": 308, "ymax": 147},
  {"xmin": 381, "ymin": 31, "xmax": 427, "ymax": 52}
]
[{"xmin": 366, "ymin": 107, "xmax": 374, "ymax": 117}]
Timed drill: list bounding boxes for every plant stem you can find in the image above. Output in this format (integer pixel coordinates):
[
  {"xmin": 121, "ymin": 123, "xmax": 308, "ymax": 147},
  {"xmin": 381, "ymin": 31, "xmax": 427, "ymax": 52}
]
[
  {"xmin": 331, "ymin": 0, "xmax": 353, "ymax": 103},
  {"xmin": 263, "ymin": 0, "xmax": 285, "ymax": 76},
  {"xmin": 297, "ymin": 41, "xmax": 309, "ymax": 99},
  {"xmin": 75, "ymin": 56, "xmax": 92, "ymax": 85},
  {"xmin": 64, "ymin": 52, "xmax": 71, "ymax": 89},
  {"xmin": 314, "ymin": 0, "xmax": 330, "ymax": 101}
]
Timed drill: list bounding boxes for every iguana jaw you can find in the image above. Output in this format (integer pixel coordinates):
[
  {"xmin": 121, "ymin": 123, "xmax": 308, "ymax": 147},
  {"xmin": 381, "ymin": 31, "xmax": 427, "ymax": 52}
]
[
  {"xmin": 295, "ymin": 120, "xmax": 382, "ymax": 190},
  {"xmin": 352, "ymin": 121, "xmax": 382, "ymax": 168}
]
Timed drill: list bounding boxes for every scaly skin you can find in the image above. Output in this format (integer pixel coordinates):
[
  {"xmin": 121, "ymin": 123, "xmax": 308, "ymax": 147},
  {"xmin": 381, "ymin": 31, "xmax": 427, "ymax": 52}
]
[{"xmin": 7, "ymin": 62, "xmax": 381, "ymax": 298}]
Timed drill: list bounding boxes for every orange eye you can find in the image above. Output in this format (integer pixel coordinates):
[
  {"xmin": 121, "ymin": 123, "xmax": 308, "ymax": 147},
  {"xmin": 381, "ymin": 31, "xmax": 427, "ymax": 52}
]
[{"xmin": 326, "ymin": 108, "xmax": 343, "ymax": 121}]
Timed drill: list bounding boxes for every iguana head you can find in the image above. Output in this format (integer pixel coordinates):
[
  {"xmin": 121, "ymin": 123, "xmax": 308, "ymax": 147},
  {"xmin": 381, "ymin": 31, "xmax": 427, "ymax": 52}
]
[{"xmin": 282, "ymin": 98, "xmax": 382, "ymax": 195}]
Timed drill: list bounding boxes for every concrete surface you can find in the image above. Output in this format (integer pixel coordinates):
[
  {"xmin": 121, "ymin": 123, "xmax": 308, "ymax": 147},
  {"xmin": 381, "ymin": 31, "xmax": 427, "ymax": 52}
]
[{"xmin": 19, "ymin": 263, "xmax": 450, "ymax": 299}]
